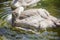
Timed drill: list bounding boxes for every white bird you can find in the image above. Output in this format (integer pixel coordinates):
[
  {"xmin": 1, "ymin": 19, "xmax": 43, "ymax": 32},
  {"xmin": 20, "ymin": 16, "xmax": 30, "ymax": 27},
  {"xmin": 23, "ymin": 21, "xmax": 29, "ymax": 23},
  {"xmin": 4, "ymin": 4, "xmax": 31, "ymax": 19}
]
[
  {"xmin": 14, "ymin": 8, "xmax": 60, "ymax": 30},
  {"xmin": 13, "ymin": 7, "xmax": 24, "ymax": 18},
  {"xmin": 39, "ymin": 19, "xmax": 56, "ymax": 29},
  {"xmin": 12, "ymin": 0, "xmax": 40, "ymax": 8},
  {"xmin": 12, "ymin": 0, "xmax": 60, "ymax": 29},
  {"xmin": 16, "ymin": 8, "xmax": 50, "ymax": 19}
]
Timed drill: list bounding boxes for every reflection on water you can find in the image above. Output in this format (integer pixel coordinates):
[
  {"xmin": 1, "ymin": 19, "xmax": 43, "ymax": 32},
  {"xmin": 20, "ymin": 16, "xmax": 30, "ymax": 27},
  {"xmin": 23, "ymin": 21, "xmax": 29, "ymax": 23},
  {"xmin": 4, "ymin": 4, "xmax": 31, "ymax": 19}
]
[
  {"xmin": 0, "ymin": 27, "xmax": 60, "ymax": 40},
  {"xmin": 0, "ymin": 1, "xmax": 60, "ymax": 40}
]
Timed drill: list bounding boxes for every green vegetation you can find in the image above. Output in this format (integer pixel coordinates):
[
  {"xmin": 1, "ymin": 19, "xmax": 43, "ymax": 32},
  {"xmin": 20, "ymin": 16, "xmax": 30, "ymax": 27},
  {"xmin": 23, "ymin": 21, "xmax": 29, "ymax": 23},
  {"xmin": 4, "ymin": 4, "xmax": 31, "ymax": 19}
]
[
  {"xmin": 0, "ymin": 36, "xmax": 3, "ymax": 40},
  {"xmin": 39, "ymin": 0, "xmax": 60, "ymax": 17}
]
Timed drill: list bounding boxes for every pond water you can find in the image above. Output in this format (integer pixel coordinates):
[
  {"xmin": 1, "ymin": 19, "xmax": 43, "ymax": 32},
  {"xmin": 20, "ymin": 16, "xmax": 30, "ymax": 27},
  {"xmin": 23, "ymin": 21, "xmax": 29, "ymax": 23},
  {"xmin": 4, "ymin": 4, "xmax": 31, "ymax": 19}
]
[{"xmin": 0, "ymin": 1, "xmax": 60, "ymax": 40}]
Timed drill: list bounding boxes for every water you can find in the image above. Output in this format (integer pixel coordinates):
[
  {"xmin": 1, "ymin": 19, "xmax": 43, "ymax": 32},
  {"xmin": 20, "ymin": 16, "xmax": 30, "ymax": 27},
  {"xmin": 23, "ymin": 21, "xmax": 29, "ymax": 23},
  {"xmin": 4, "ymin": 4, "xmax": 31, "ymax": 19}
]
[
  {"xmin": 0, "ymin": 27, "xmax": 60, "ymax": 40},
  {"xmin": 0, "ymin": 1, "xmax": 60, "ymax": 40}
]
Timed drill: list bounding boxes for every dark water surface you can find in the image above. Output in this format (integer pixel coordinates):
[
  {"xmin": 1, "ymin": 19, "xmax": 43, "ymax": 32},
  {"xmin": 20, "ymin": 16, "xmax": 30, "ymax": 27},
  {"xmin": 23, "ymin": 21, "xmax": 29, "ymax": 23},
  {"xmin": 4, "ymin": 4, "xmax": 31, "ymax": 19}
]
[{"xmin": 0, "ymin": 1, "xmax": 60, "ymax": 40}]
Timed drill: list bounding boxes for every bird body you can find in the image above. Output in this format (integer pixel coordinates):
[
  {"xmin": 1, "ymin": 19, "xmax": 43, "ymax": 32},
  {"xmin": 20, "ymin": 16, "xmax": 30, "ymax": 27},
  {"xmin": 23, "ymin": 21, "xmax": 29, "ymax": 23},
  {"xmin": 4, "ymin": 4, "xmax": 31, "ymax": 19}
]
[
  {"xmin": 13, "ymin": 8, "xmax": 60, "ymax": 29},
  {"xmin": 12, "ymin": 0, "xmax": 60, "ymax": 30}
]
